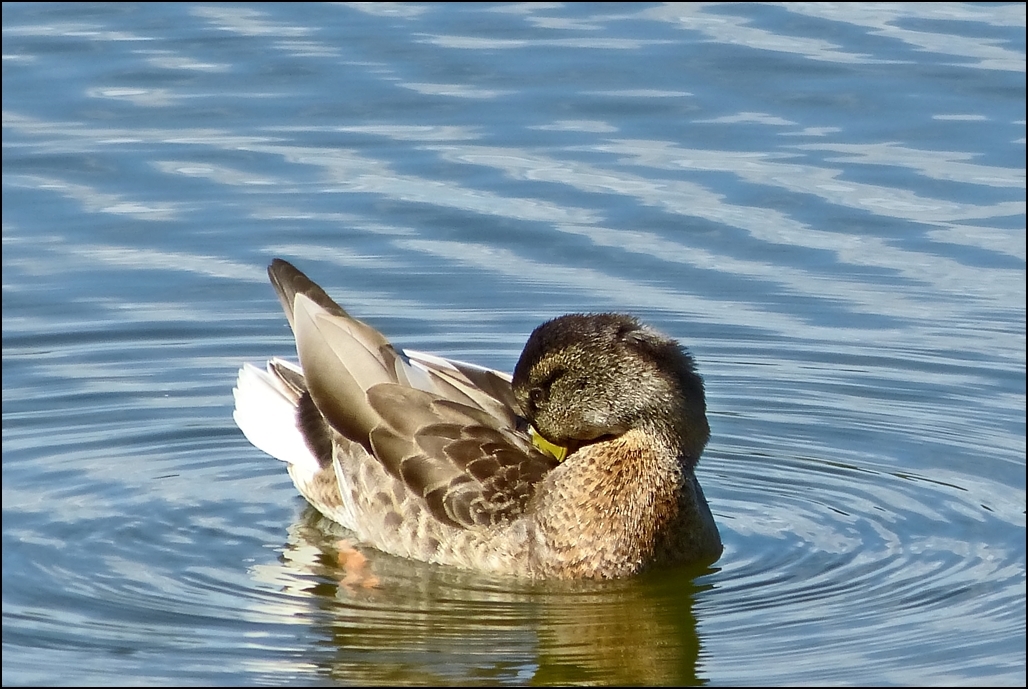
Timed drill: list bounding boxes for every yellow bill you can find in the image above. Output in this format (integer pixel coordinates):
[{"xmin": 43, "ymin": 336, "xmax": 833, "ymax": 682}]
[{"xmin": 530, "ymin": 426, "xmax": 568, "ymax": 462}]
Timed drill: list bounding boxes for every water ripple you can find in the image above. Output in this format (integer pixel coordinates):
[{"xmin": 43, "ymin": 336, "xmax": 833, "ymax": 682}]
[{"xmin": 3, "ymin": 2, "xmax": 1023, "ymax": 686}]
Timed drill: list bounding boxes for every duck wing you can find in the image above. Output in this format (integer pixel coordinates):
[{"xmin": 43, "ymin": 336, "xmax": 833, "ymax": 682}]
[
  {"xmin": 269, "ymin": 259, "xmax": 559, "ymax": 530},
  {"xmin": 365, "ymin": 383, "xmax": 558, "ymax": 528},
  {"xmin": 402, "ymin": 350, "xmax": 522, "ymax": 428}
]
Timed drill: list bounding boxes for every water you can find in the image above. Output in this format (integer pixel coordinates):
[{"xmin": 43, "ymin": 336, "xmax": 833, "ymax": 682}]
[{"xmin": 2, "ymin": 2, "xmax": 1024, "ymax": 685}]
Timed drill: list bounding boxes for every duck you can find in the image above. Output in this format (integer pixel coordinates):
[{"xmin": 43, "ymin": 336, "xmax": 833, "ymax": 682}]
[{"xmin": 233, "ymin": 259, "xmax": 722, "ymax": 579}]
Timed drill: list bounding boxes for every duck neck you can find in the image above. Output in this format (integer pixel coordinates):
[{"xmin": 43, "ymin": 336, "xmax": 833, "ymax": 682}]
[
  {"xmin": 658, "ymin": 392, "xmax": 709, "ymax": 470},
  {"xmin": 528, "ymin": 426, "xmax": 687, "ymax": 579}
]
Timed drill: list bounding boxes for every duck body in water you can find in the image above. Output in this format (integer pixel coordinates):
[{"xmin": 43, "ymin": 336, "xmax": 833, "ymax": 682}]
[{"xmin": 233, "ymin": 259, "xmax": 722, "ymax": 579}]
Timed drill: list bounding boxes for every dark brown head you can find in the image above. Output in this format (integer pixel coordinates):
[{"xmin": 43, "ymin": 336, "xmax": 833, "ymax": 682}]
[{"xmin": 511, "ymin": 314, "xmax": 710, "ymax": 465}]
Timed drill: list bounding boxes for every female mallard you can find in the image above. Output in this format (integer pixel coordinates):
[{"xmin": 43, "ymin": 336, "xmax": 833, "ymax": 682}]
[{"xmin": 234, "ymin": 259, "xmax": 722, "ymax": 579}]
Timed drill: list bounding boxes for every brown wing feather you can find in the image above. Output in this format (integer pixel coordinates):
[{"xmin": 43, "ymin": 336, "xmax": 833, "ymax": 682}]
[
  {"xmin": 405, "ymin": 352, "xmax": 523, "ymax": 427},
  {"xmin": 367, "ymin": 383, "xmax": 559, "ymax": 529},
  {"xmin": 267, "ymin": 259, "xmax": 555, "ymax": 531},
  {"xmin": 268, "ymin": 258, "xmax": 356, "ymax": 329}
]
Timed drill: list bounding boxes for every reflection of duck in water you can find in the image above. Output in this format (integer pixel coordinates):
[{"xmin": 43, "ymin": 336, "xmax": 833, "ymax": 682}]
[
  {"xmin": 234, "ymin": 259, "xmax": 722, "ymax": 579},
  {"xmin": 255, "ymin": 505, "xmax": 708, "ymax": 686}
]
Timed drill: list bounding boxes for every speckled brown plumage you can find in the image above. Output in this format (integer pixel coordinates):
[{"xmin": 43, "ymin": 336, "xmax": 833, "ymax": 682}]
[{"xmin": 233, "ymin": 259, "xmax": 722, "ymax": 579}]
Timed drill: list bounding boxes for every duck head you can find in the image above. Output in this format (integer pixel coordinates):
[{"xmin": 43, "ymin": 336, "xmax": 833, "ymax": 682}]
[{"xmin": 511, "ymin": 313, "xmax": 710, "ymax": 466}]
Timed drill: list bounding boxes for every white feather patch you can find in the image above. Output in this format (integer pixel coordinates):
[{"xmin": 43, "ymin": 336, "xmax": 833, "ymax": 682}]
[{"xmin": 232, "ymin": 362, "xmax": 320, "ymax": 484}]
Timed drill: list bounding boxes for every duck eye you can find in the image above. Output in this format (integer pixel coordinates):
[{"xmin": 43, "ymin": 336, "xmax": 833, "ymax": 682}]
[{"xmin": 529, "ymin": 386, "xmax": 547, "ymax": 408}]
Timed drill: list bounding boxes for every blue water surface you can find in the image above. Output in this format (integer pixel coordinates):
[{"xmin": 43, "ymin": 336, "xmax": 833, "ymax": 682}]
[{"xmin": 3, "ymin": 3, "xmax": 1025, "ymax": 686}]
